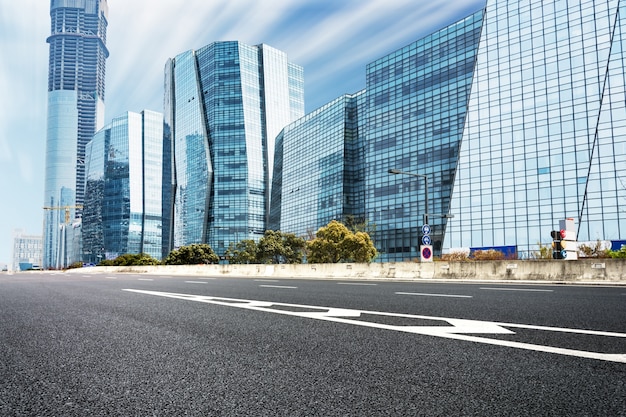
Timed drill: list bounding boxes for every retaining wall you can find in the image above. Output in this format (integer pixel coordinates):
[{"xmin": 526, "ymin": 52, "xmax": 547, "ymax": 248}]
[{"xmin": 75, "ymin": 259, "xmax": 626, "ymax": 283}]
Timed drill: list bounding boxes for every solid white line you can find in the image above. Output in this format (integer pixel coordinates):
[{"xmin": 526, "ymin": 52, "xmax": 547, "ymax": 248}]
[
  {"xmin": 480, "ymin": 287, "xmax": 554, "ymax": 292},
  {"xmin": 259, "ymin": 285, "xmax": 297, "ymax": 289},
  {"xmin": 396, "ymin": 292, "xmax": 472, "ymax": 298},
  {"xmin": 137, "ymin": 278, "xmax": 153, "ymax": 281},
  {"xmin": 337, "ymin": 282, "xmax": 378, "ymax": 286}
]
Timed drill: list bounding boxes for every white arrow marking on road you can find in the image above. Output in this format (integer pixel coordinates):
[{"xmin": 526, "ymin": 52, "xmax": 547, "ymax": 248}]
[{"xmin": 122, "ymin": 289, "xmax": 626, "ymax": 363}]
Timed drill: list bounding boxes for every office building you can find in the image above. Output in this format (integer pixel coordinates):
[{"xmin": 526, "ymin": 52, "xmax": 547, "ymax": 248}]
[
  {"xmin": 12, "ymin": 230, "xmax": 43, "ymax": 271},
  {"xmin": 365, "ymin": 10, "xmax": 482, "ymax": 261},
  {"xmin": 164, "ymin": 41, "xmax": 304, "ymax": 256},
  {"xmin": 445, "ymin": 0, "xmax": 626, "ymax": 257},
  {"xmin": 82, "ymin": 110, "xmax": 165, "ymax": 261},
  {"xmin": 43, "ymin": 0, "xmax": 109, "ymax": 268},
  {"xmin": 269, "ymin": 92, "xmax": 366, "ymax": 237},
  {"xmin": 275, "ymin": 0, "xmax": 626, "ymax": 261}
]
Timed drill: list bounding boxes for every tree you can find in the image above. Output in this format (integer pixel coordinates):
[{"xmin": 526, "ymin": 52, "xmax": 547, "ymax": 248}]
[
  {"xmin": 257, "ymin": 230, "xmax": 306, "ymax": 264},
  {"xmin": 163, "ymin": 244, "xmax": 219, "ymax": 265},
  {"xmin": 226, "ymin": 239, "xmax": 258, "ymax": 264},
  {"xmin": 307, "ymin": 220, "xmax": 377, "ymax": 263}
]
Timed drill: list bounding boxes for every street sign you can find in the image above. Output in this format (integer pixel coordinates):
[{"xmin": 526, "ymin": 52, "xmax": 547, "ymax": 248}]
[
  {"xmin": 422, "ymin": 235, "xmax": 432, "ymax": 245},
  {"xmin": 420, "ymin": 245, "xmax": 433, "ymax": 262},
  {"xmin": 422, "ymin": 224, "xmax": 431, "ymax": 235}
]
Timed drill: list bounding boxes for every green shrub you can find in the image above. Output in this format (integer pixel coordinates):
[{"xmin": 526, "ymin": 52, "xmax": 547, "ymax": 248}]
[
  {"xmin": 97, "ymin": 253, "xmax": 160, "ymax": 266},
  {"xmin": 164, "ymin": 244, "xmax": 219, "ymax": 265},
  {"xmin": 609, "ymin": 245, "xmax": 626, "ymax": 259}
]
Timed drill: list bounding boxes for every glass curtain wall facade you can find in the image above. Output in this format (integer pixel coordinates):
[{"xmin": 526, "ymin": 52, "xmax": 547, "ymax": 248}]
[
  {"xmin": 165, "ymin": 42, "xmax": 304, "ymax": 256},
  {"xmin": 445, "ymin": 0, "xmax": 626, "ymax": 257},
  {"xmin": 82, "ymin": 111, "xmax": 164, "ymax": 261},
  {"xmin": 269, "ymin": 92, "xmax": 366, "ymax": 236},
  {"xmin": 43, "ymin": 0, "xmax": 109, "ymax": 269},
  {"xmin": 365, "ymin": 12, "xmax": 483, "ymax": 262}
]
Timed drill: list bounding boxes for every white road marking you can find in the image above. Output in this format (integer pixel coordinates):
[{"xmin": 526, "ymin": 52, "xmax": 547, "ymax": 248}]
[
  {"xmin": 480, "ymin": 287, "xmax": 554, "ymax": 292},
  {"xmin": 255, "ymin": 279, "xmax": 279, "ymax": 282},
  {"xmin": 105, "ymin": 276, "xmax": 117, "ymax": 280},
  {"xmin": 337, "ymin": 282, "xmax": 378, "ymax": 286},
  {"xmin": 137, "ymin": 278, "xmax": 153, "ymax": 281},
  {"xmin": 259, "ymin": 285, "xmax": 297, "ymax": 289},
  {"xmin": 185, "ymin": 280, "xmax": 209, "ymax": 284},
  {"xmin": 122, "ymin": 289, "xmax": 626, "ymax": 363},
  {"xmin": 396, "ymin": 292, "xmax": 472, "ymax": 298}
]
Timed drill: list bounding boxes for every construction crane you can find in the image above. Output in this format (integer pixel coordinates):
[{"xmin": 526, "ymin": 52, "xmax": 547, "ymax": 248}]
[{"xmin": 43, "ymin": 205, "xmax": 84, "ymax": 224}]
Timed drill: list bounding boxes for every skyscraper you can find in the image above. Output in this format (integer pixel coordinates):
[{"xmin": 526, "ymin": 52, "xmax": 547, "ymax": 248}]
[
  {"xmin": 43, "ymin": 0, "xmax": 109, "ymax": 269},
  {"xmin": 82, "ymin": 111, "xmax": 165, "ymax": 262},
  {"xmin": 164, "ymin": 41, "xmax": 304, "ymax": 256},
  {"xmin": 445, "ymin": 0, "xmax": 626, "ymax": 256}
]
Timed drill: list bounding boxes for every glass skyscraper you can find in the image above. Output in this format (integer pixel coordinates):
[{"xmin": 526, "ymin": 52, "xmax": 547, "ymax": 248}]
[
  {"xmin": 365, "ymin": 11, "xmax": 483, "ymax": 261},
  {"xmin": 446, "ymin": 0, "xmax": 626, "ymax": 257},
  {"xmin": 82, "ymin": 110, "xmax": 165, "ymax": 262},
  {"xmin": 43, "ymin": 0, "xmax": 109, "ymax": 268},
  {"xmin": 275, "ymin": 0, "xmax": 626, "ymax": 261},
  {"xmin": 269, "ymin": 92, "xmax": 366, "ymax": 237},
  {"xmin": 164, "ymin": 42, "xmax": 304, "ymax": 256}
]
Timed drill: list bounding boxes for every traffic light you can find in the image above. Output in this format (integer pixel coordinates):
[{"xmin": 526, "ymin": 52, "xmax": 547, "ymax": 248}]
[
  {"xmin": 551, "ymin": 230, "xmax": 564, "ymax": 259},
  {"xmin": 551, "ymin": 219, "xmax": 578, "ymax": 260}
]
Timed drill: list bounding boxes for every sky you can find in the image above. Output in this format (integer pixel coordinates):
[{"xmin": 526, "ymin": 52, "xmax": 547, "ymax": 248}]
[{"xmin": 0, "ymin": 0, "xmax": 485, "ymax": 266}]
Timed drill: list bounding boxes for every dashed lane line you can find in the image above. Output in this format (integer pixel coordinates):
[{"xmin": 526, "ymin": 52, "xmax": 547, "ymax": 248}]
[
  {"xmin": 259, "ymin": 285, "xmax": 298, "ymax": 289},
  {"xmin": 480, "ymin": 287, "xmax": 554, "ymax": 292},
  {"xmin": 337, "ymin": 282, "xmax": 378, "ymax": 286},
  {"xmin": 396, "ymin": 292, "xmax": 472, "ymax": 298}
]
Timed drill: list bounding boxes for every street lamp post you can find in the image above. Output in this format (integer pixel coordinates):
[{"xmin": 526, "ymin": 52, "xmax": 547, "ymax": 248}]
[{"xmin": 388, "ymin": 169, "xmax": 429, "ymax": 225}]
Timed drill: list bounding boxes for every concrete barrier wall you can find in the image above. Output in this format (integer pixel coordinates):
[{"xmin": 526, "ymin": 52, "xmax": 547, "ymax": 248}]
[{"xmin": 75, "ymin": 259, "xmax": 626, "ymax": 282}]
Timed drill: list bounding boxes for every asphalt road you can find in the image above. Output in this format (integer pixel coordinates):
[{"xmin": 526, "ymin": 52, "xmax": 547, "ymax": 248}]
[{"xmin": 1, "ymin": 272, "xmax": 625, "ymax": 416}]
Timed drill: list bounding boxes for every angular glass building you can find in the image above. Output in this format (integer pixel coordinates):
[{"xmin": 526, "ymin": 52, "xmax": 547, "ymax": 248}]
[
  {"xmin": 269, "ymin": 92, "xmax": 366, "ymax": 237},
  {"xmin": 275, "ymin": 0, "xmax": 626, "ymax": 261},
  {"xmin": 82, "ymin": 111, "xmax": 165, "ymax": 262},
  {"xmin": 43, "ymin": 0, "xmax": 109, "ymax": 268},
  {"xmin": 164, "ymin": 42, "xmax": 304, "ymax": 256},
  {"xmin": 446, "ymin": 0, "xmax": 626, "ymax": 257},
  {"xmin": 365, "ymin": 11, "xmax": 483, "ymax": 261}
]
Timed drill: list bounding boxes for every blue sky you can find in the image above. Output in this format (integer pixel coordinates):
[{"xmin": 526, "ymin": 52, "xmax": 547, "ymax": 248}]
[{"xmin": 0, "ymin": 0, "xmax": 484, "ymax": 265}]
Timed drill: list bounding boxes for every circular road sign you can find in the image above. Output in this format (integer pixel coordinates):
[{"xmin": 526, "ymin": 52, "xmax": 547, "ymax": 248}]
[
  {"xmin": 422, "ymin": 224, "xmax": 431, "ymax": 235},
  {"xmin": 422, "ymin": 235, "xmax": 432, "ymax": 245},
  {"xmin": 421, "ymin": 245, "xmax": 433, "ymax": 261}
]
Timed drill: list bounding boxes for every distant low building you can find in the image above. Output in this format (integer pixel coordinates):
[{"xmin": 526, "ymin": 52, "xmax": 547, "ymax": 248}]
[{"xmin": 12, "ymin": 229, "xmax": 43, "ymax": 271}]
